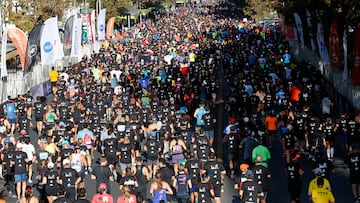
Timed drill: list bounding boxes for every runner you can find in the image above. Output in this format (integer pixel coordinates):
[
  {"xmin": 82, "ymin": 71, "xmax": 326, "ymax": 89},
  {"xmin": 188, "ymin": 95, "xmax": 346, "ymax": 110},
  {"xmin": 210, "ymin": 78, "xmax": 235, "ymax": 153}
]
[
  {"xmin": 42, "ymin": 162, "xmax": 58, "ymax": 203},
  {"xmin": 117, "ymin": 185, "xmax": 137, "ymax": 203},
  {"xmin": 13, "ymin": 142, "xmax": 28, "ymax": 200},
  {"xmin": 239, "ymin": 173, "xmax": 264, "ymax": 203},
  {"xmin": 252, "ymin": 156, "xmax": 271, "ymax": 203},
  {"xmin": 308, "ymin": 168, "xmax": 332, "ymax": 202},
  {"xmin": 149, "ymin": 172, "xmax": 174, "ymax": 203},
  {"xmin": 311, "ymin": 178, "xmax": 335, "ymax": 203},
  {"xmin": 285, "ymin": 153, "xmax": 303, "ymax": 203},
  {"xmin": 347, "ymin": 146, "xmax": 360, "ymax": 202},
  {"xmin": 173, "ymin": 163, "xmax": 192, "ymax": 203},
  {"xmin": 19, "ymin": 186, "xmax": 39, "ymax": 203},
  {"xmin": 202, "ymin": 152, "xmax": 226, "ymax": 203},
  {"xmin": 91, "ymin": 183, "xmax": 114, "ymax": 203},
  {"xmin": 59, "ymin": 158, "xmax": 81, "ymax": 201}
]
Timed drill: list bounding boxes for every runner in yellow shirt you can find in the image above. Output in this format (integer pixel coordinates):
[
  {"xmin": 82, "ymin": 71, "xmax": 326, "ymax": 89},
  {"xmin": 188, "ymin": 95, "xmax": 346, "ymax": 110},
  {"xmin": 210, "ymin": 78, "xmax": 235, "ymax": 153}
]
[
  {"xmin": 311, "ymin": 178, "xmax": 335, "ymax": 203},
  {"xmin": 308, "ymin": 168, "xmax": 332, "ymax": 201},
  {"xmin": 49, "ymin": 66, "xmax": 58, "ymax": 94}
]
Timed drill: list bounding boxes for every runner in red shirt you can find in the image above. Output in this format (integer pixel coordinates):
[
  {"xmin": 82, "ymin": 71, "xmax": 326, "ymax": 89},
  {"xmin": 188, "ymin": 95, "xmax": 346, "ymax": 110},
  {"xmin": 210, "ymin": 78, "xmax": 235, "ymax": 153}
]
[{"xmin": 91, "ymin": 183, "xmax": 114, "ymax": 203}]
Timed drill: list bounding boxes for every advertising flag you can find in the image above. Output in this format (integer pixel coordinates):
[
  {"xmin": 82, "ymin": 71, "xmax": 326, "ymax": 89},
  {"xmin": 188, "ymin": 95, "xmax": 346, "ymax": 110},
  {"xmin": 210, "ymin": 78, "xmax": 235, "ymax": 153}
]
[
  {"xmin": 342, "ymin": 30, "xmax": 348, "ymax": 80},
  {"xmin": 97, "ymin": 9, "xmax": 106, "ymax": 40},
  {"xmin": 1, "ymin": 26, "xmax": 8, "ymax": 78},
  {"xmin": 7, "ymin": 25, "xmax": 28, "ymax": 70},
  {"xmin": 306, "ymin": 9, "xmax": 317, "ymax": 51},
  {"xmin": 106, "ymin": 17, "xmax": 116, "ymax": 38},
  {"xmin": 317, "ymin": 23, "xmax": 330, "ymax": 65},
  {"xmin": 64, "ymin": 15, "xmax": 75, "ymax": 56},
  {"xmin": 70, "ymin": 17, "xmax": 83, "ymax": 58},
  {"xmin": 40, "ymin": 16, "xmax": 63, "ymax": 66},
  {"xmin": 89, "ymin": 10, "xmax": 96, "ymax": 44},
  {"xmin": 293, "ymin": 12, "xmax": 305, "ymax": 49},
  {"xmin": 353, "ymin": 24, "xmax": 360, "ymax": 86},
  {"xmin": 329, "ymin": 19, "xmax": 342, "ymax": 69},
  {"xmin": 24, "ymin": 23, "xmax": 43, "ymax": 72}
]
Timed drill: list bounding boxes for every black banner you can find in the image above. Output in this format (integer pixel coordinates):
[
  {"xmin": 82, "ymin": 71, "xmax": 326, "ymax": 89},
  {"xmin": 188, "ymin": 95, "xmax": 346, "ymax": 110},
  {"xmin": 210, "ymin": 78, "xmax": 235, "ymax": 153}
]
[
  {"xmin": 24, "ymin": 23, "xmax": 43, "ymax": 73},
  {"xmin": 64, "ymin": 15, "xmax": 75, "ymax": 56}
]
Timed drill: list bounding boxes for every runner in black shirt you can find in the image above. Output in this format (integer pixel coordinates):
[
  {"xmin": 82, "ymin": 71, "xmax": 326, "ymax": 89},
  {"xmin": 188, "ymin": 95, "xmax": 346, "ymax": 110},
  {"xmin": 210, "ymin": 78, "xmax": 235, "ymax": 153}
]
[
  {"xmin": 252, "ymin": 156, "xmax": 271, "ymax": 202},
  {"xmin": 347, "ymin": 147, "xmax": 360, "ymax": 201},
  {"xmin": 53, "ymin": 185, "xmax": 71, "ymax": 203},
  {"xmin": 42, "ymin": 162, "xmax": 58, "ymax": 203},
  {"xmin": 74, "ymin": 187, "xmax": 91, "ymax": 203},
  {"xmin": 13, "ymin": 143, "xmax": 28, "ymax": 199},
  {"xmin": 281, "ymin": 125, "xmax": 297, "ymax": 163},
  {"xmin": 144, "ymin": 132, "xmax": 160, "ymax": 178},
  {"xmin": 195, "ymin": 172, "xmax": 214, "ymax": 203},
  {"xmin": 185, "ymin": 152, "xmax": 201, "ymax": 203},
  {"xmin": 322, "ymin": 118, "xmax": 336, "ymax": 161},
  {"xmin": 347, "ymin": 118, "xmax": 359, "ymax": 150},
  {"xmin": 285, "ymin": 153, "xmax": 303, "ymax": 203},
  {"xmin": 91, "ymin": 156, "xmax": 114, "ymax": 193},
  {"xmin": 202, "ymin": 152, "xmax": 226, "ymax": 203},
  {"xmin": 239, "ymin": 174, "xmax": 264, "ymax": 203},
  {"xmin": 33, "ymin": 97, "xmax": 46, "ymax": 135},
  {"xmin": 223, "ymin": 126, "xmax": 239, "ymax": 178},
  {"xmin": 132, "ymin": 157, "xmax": 150, "ymax": 203},
  {"xmin": 2, "ymin": 143, "xmax": 16, "ymax": 198},
  {"xmin": 17, "ymin": 114, "xmax": 32, "ymax": 135},
  {"xmin": 59, "ymin": 159, "xmax": 81, "ymax": 201},
  {"xmin": 118, "ymin": 167, "xmax": 138, "ymax": 195},
  {"xmin": 118, "ymin": 136, "xmax": 134, "ymax": 177},
  {"xmin": 57, "ymin": 142, "xmax": 74, "ymax": 168},
  {"xmin": 201, "ymin": 107, "xmax": 215, "ymax": 146}
]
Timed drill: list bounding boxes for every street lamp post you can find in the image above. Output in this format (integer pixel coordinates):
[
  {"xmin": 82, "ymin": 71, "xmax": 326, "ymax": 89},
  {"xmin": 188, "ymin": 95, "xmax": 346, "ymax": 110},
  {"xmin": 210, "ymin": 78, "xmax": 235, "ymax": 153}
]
[{"xmin": 12, "ymin": 2, "xmax": 21, "ymax": 13}]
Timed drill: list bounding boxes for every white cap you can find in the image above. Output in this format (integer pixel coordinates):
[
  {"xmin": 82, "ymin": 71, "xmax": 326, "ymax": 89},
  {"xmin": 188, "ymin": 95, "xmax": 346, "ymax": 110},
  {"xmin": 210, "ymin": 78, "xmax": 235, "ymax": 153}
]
[
  {"xmin": 47, "ymin": 162, "xmax": 55, "ymax": 169},
  {"xmin": 62, "ymin": 159, "xmax": 70, "ymax": 165},
  {"xmin": 16, "ymin": 143, "xmax": 23, "ymax": 149}
]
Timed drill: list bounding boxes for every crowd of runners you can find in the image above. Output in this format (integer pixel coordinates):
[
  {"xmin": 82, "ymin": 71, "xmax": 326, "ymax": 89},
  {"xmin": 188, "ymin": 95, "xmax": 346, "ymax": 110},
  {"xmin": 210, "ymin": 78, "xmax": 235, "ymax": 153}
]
[{"xmin": 0, "ymin": 1, "xmax": 360, "ymax": 203}]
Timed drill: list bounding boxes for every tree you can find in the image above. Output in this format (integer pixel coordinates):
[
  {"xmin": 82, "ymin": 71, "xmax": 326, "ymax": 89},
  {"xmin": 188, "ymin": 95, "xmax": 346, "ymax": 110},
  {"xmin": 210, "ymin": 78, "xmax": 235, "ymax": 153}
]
[
  {"xmin": 243, "ymin": 0, "xmax": 277, "ymax": 22},
  {"xmin": 6, "ymin": 0, "xmax": 72, "ymax": 32},
  {"xmin": 87, "ymin": 0, "xmax": 132, "ymax": 18}
]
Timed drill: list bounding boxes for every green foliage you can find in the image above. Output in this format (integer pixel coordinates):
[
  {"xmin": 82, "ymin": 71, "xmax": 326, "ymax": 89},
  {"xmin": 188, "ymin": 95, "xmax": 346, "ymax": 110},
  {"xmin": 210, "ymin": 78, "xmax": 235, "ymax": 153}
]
[
  {"xmin": 6, "ymin": 0, "xmax": 72, "ymax": 32},
  {"xmin": 277, "ymin": 0, "xmax": 360, "ymax": 27}
]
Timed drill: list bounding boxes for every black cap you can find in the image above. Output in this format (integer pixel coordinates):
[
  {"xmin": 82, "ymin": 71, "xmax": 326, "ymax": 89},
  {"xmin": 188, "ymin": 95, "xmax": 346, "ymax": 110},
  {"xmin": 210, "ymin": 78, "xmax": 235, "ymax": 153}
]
[{"xmin": 209, "ymin": 152, "xmax": 216, "ymax": 159}]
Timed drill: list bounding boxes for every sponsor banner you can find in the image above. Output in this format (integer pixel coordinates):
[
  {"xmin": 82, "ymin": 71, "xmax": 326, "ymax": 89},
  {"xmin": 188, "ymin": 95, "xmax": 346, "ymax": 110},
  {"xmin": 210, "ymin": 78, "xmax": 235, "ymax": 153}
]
[
  {"xmin": 293, "ymin": 12, "xmax": 305, "ymax": 49},
  {"xmin": 305, "ymin": 9, "xmax": 317, "ymax": 51},
  {"xmin": 64, "ymin": 15, "xmax": 75, "ymax": 56},
  {"xmin": 353, "ymin": 24, "xmax": 360, "ymax": 86},
  {"xmin": 89, "ymin": 10, "xmax": 96, "ymax": 44},
  {"xmin": 7, "ymin": 25, "xmax": 28, "ymax": 70},
  {"xmin": 42, "ymin": 80, "xmax": 52, "ymax": 96},
  {"xmin": 329, "ymin": 19, "xmax": 342, "ymax": 69},
  {"xmin": 24, "ymin": 23, "xmax": 43, "ymax": 72},
  {"xmin": 1, "ymin": 26, "xmax": 8, "ymax": 78},
  {"xmin": 342, "ymin": 30, "xmax": 348, "ymax": 80},
  {"xmin": 30, "ymin": 82, "xmax": 44, "ymax": 100},
  {"xmin": 106, "ymin": 17, "xmax": 116, "ymax": 38},
  {"xmin": 97, "ymin": 9, "xmax": 106, "ymax": 40},
  {"xmin": 70, "ymin": 17, "xmax": 83, "ymax": 57},
  {"xmin": 317, "ymin": 23, "xmax": 330, "ymax": 65},
  {"xmin": 40, "ymin": 16, "xmax": 64, "ymax": 66}
]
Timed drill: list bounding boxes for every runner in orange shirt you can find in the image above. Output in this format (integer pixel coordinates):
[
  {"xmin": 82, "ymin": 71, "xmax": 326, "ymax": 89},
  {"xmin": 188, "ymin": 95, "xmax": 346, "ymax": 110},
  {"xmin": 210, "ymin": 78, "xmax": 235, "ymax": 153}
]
[{"xmin": 265, "ymin": 111, "xmax": 278, "ymax": 148}]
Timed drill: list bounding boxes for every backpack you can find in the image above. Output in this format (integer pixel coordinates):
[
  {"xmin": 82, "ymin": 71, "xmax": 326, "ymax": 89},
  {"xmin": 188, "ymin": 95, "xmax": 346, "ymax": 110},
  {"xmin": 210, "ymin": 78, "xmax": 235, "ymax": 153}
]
[{"xmin": 84, "ymin": 133, "xmax": 92, "ymax": 145}]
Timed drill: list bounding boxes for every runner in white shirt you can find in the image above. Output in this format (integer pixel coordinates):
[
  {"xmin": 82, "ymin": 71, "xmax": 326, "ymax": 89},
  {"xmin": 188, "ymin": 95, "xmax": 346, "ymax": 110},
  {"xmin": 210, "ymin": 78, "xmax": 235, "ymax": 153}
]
[{"xmin": 22, "ymin": 136, "xmax": 36, "ymax": 183}]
